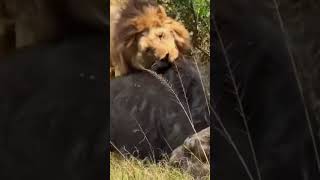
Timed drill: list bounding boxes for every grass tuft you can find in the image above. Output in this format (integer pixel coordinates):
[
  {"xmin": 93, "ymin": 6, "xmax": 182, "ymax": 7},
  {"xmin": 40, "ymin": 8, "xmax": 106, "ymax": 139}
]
[{"xmin": 110, "ymin": 153, "xmax": 199, "ymax": 180}]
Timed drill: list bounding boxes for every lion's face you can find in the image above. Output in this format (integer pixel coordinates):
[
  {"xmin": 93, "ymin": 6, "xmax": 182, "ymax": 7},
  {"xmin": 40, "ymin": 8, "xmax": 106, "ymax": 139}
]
[
  {"xmin": 137, "ymin": 27, "xmax": 179, "ymax": 65},
  {"xmin": 127, "ymin": 6, "xmax": 191, "ymax": 70}
]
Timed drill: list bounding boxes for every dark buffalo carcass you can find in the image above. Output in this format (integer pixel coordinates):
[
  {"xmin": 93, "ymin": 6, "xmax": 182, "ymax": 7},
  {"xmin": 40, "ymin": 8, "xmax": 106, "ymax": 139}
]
[
  {"xmin": 0, "ymin": 35, "xmax": 107, "ymax": 180},
  {"xmin": 212, "ymin": 0, "xmax": 320, "ymax": 179},
  {"xmin": 110, "ymin": 58, "xmax": 210, "ymax": 160}
]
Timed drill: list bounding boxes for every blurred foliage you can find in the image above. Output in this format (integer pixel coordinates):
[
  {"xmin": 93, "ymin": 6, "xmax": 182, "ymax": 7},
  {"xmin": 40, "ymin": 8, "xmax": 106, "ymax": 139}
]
[{"xmin": 158, "ymin": 0, "xmax": 210, "ymax": 63}]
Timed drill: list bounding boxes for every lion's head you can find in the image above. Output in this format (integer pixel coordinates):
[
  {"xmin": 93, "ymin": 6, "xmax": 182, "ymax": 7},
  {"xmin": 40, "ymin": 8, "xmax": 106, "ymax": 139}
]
[{"xmin": 110, "ymin": 0, "xmax": 191, "ymax": 76}]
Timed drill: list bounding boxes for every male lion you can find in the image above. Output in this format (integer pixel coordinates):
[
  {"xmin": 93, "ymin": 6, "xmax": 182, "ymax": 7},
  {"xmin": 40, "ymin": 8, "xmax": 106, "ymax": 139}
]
[{"xmin": 110, "ymin": 0, "xmax": 191, "ymax": 78}]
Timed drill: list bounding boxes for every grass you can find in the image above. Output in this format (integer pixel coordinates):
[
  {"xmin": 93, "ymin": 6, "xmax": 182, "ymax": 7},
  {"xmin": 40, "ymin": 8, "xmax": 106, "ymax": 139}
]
[{"xmin": 110, "ymin": 153, "xmax": 197, "ymax": 180}]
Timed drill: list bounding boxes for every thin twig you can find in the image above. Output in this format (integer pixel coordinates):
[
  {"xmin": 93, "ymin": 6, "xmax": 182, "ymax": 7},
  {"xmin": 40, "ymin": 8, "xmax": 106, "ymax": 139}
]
[
  {"xmin": 143, "ymin": 68, "xmax": 209, "ymax": 164},
  {"xmin": 174, "ymin": 62, "xmax": 193, "ymax": 122},
  {"xmin": 194, "ymin": 44, "xmax": 210, "ymax": 57},
  {"xmin": 272, "ymin": 0, "xmax": 320, "ymax": 172},
  {"xmin": 213, "ymin": 18, "xmax": 261, "ymax": 180},
  {"xmin": 133, "ymin": 115, "xmax": 156, "ymax": 162},
  {"xmin": 190, "ymin": 56, "xmax": 210, "ymax": 116},
  {"xmin": 210, "ymin": 105, "xmax": 255, "ymax": 180}
]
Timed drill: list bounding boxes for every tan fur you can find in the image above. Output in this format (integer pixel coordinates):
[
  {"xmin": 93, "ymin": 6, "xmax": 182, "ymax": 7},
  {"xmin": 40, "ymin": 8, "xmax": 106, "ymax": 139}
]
[{"xmin": 110, "ymin": 0, "xmax": 191, "ymax": 78}]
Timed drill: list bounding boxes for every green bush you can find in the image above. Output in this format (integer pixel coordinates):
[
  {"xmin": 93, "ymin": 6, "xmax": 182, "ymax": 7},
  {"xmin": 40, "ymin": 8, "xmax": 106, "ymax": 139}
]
[{"xmin": 158, "ymin": 0, "xmax": 210, "ymax": 63}]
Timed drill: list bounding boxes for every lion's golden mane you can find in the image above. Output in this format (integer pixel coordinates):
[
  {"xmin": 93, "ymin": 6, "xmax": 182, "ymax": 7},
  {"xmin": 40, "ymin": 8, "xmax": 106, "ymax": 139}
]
[{"xmin": 110, "ymin": 0, "xmax": 191, "ymax": 78}]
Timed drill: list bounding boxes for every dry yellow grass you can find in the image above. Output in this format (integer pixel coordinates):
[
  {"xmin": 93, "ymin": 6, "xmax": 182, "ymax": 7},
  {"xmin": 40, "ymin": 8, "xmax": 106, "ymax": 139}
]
[{"xmin": 110, "ymin": 153, "xmax": 197, "ymax": 180}]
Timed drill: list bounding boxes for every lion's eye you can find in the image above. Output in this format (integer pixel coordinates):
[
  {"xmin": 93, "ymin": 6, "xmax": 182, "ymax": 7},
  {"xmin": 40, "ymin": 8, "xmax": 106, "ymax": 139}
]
[{"xmin": 158, "ymin": 32, "xmax": 164, "ymax": 39}]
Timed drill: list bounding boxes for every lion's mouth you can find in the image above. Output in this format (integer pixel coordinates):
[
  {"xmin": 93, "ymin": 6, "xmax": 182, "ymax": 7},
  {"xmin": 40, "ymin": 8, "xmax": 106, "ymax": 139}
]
[
  {"xmin": 160, "ymin": 53, "xmax": 170, "ymax": 62},
  {"xmin": 151, "ymin": 55, "xmax": 172, "ymax": 74}
]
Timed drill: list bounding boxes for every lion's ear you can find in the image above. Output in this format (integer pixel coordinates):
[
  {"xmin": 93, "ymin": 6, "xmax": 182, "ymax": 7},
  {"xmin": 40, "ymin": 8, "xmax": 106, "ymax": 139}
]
[
  {"xmin": 157, "ymin": 5, "xmax": 167, "ymax": 18},
  {"xmin": 165, "ymin": 19, "xmax": 192, "ymax": 52}
]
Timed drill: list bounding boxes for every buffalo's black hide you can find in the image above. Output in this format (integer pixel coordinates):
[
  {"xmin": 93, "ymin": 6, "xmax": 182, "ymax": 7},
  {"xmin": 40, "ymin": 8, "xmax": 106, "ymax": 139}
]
[
  {"xmin": 110, "ymin": 59, "xmax": 210, "ymax": 160},
  {"xmin": 0, "ymin": 35, "xmax": 107, "ymax": 180},
  {"xmin": 212, "ymin": 0, "xmax": 319, "ymax": 179}
]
